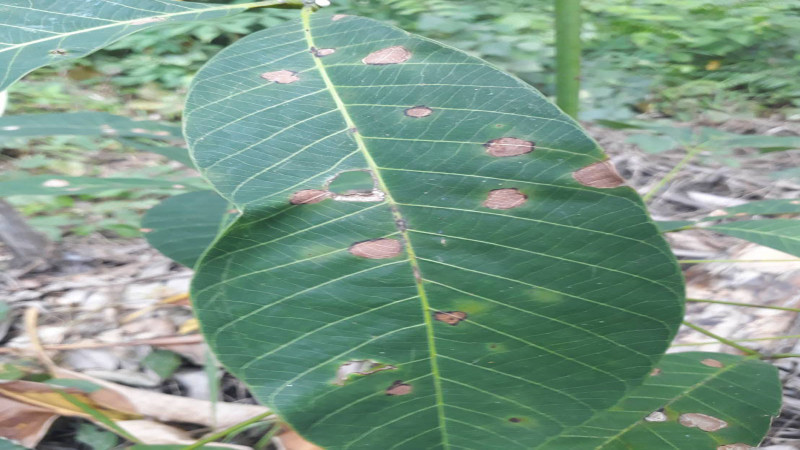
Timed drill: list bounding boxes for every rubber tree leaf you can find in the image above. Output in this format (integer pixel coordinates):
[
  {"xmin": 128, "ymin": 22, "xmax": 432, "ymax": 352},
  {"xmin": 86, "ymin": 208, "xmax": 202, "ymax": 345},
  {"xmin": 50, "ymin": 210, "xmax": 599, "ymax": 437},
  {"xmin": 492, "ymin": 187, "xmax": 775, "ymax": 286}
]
[
  {"xmin": 186, "ymin": 13, "xmax": 686, "ymax": 449},
  {"xmin": 0, "ymin": 175, "xmax": 188, "ymax": 196},
  {"xmin": 0, "ymin": 112, "xmax": 180, "ymax": 140},
  {"xmin": 701, "ymin": 199, "xmax": 800, "ymax": 220},
  {"xmin": 547, "ymin": 352, "xmax": 781, "ymax": 449},
  {"xmin": 707, "ymin": 219, "xmax": 800, "ymax": 257},
  {"xmin": 142, "ymin": 190, "xmax": 236, "ymax": 267},
  {"xmin": 0, "ymin": 0, "xmax": 295, "ymax": 91}
]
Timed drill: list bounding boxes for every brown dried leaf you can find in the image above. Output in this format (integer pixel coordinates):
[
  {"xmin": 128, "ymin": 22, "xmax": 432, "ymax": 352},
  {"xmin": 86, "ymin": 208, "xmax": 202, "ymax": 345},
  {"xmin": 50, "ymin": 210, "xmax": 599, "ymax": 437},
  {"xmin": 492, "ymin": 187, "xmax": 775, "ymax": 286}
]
[{"xmin": 0, "ymin": 396, "xmax": 59, "ymax": 448}]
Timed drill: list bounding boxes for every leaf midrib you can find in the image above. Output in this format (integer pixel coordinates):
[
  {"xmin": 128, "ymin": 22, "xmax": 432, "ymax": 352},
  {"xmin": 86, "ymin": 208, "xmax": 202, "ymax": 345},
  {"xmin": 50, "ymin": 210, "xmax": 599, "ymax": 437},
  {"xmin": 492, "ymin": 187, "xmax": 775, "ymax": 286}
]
[{"xmin": 301, "ymin": 8, "xmax": 450, "ymax": 448}]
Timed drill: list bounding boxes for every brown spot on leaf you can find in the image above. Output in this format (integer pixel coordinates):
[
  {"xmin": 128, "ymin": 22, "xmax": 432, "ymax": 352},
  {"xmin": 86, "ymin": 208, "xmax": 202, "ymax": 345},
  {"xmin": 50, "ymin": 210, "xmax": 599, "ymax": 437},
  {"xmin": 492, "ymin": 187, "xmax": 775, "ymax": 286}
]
[
  {"xmin": 139, "ymin": 228, "xmax": 153, "ymax": 233},
  {"xmin": 362, "ymin": 46, "xmax": 412, "ymax": 65},
  {"xmin": 349, "ymin": 239, "xmax": 402, "ymax": 259},
  {"xmin": 42, "ymin": 179, "xmax": 69, "ymax": 188},
  {"xmin": 482, "ymin": 188, "xmax": 527, "ymax": 210},
  {"xmin": 573, "ymin": 161, "xmax": 625, "ymax": 188},
  {"xmin": 290, "ymin": 189, "xmax": 330, "ymax": 205},
  {"xmin": 484, "ymin": 137, "xmax": 534, "ymax": 157},
  {"xmin": 313, "ymin": 47, "xmax": 336, "ymax": 57},
  {"xmin": 332, "ymin": 14, "xmax": 348, "ymax": 21},
  {"xmin": 701, "ymin": 358, "xmax": 724, "ymax": 368},
  {"xmin": 261, "ymin": 70, "xmax": 299, "ymax": 84},
  {"xmin": 385, "ymin": 381, "xmax": 412, "ymax": 396},
  {"xmin": 650, "ymin": 368, "xmax": 662, "ymax": 376},
  {"xmin": 508, "ymin": 417, "xmax": 522, "ymax": 423},
  {"xmin": 717, "ymin": 444, "xmax": 753, "ymax": 450},
  {"xmin": 49, "ymin": 49, "xmax": 67, "ymax": 56},
  {"xmin": 644, "ymin": 411, "xmax": 667, "ymax": 422},
  {"xmin": 130, "ymin": 17, "xmax": 166, "ymax": 25},
  {"xmin": 434, "ymin": 311, "xmax": 467, "ymax": 326},
  {"xmin": 404, "ymin": 106, "xmax": 433, "ymax": 118},
  {"xmin": 679, "ymin": 413, "xmax": 728, "ymax": 432}
]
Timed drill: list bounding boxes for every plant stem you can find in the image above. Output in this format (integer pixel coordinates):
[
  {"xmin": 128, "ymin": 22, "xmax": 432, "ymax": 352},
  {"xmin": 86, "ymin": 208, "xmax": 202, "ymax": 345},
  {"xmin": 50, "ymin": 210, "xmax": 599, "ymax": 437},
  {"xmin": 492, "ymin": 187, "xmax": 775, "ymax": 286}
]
[
  {"xmin": 254, "ymin": 424, "xmax": 282, "ymax": 450},
  {"xmin": 681, "ymin": 321, "xmax": 762, "ymax": 356},
  {"xmin": 686, "ymin": 298, "xmax": 800, "ymax": 312},
  {"xmin": 183, "ymin": 411, "xmax": 274, "ymax": 450},
  {"xmin": 642, "ymin": 145, "xmax": 703, "ymax": 202},
  {"xmin": 555, "ymin": 0, "xmax": 581, "ymax": 118},
  {"xmin": 765, "ymin": 353, "xmax": 800, "ymax": 359}
]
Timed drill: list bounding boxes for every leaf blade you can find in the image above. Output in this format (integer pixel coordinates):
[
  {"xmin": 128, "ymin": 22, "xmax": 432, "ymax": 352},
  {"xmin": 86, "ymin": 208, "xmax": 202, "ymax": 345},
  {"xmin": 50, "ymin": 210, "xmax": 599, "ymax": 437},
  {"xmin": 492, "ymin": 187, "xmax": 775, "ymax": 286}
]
[{"xmin": 186, "ymin": 13, "xmax": 685, "ymax": 449}]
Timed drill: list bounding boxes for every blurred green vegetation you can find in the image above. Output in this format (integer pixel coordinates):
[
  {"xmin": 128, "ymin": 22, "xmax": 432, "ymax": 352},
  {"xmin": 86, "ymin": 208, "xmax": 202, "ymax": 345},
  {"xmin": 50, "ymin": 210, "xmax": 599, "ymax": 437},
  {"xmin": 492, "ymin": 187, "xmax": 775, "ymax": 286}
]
[{"xmin": 3, "ymin": 0, "xmax": 799, "ymax": 239}]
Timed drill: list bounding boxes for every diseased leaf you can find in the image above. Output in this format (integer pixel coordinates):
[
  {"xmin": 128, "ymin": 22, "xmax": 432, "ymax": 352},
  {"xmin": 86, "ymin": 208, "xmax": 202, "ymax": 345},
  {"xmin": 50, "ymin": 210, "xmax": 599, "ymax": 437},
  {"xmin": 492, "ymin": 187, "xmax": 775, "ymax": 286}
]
[
  {"xmin": 185, "ymin": 13, "xmax": 686, "ymax": 449},
  {"xmin": 141, "ymin": 190, "xmax": 236, "ymax": 267},
  {"xmin": 0, "ymin": 175, "xmax": 191, "ymax": 196},
  {"xmin": 547, "ymin": 352, "xmax": 781, "ymax": 449},
  {"xmin": 707, "ymin": 219, "xmax": 800, "ymax": 257},
  {"xmin": 0, "ymin": 0, "xmax": 286, "ymax": 91}
]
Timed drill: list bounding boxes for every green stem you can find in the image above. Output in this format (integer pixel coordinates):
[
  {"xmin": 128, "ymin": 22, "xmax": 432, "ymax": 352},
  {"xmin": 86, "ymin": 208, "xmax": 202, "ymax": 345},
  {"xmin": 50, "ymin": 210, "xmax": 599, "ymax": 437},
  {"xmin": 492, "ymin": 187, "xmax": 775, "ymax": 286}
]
[
  {"xmin": 254, "ymin": 424, "xmax": 282, "ymax": 450},
  {"xmin": 678, "ymin": 258, "xmax": 800, "ymax": 264},
  {"xmin": 643, "ymin": 145, "xmax": 703, "ymax": 202},
  {"xmin": 686, "ymin": 298, "xmax": 800, "ymax": 312},
  {"xmin": 671, "ymin": 334, "xmax": 800, "ymax": 347},
  {"xmin": 555, "ymin": 0, "xmax": 581, "ymax": 118},
  {"xmin": 765, "ymin": 353, "xmax": 800, "ymax": 359},
  {"xmin": 681, "ymin": 321, "xmax": 762, "ymax": 356},
  {"xmin": 183, "ymin": 411, "xmax": 274, "ymax": 450}
]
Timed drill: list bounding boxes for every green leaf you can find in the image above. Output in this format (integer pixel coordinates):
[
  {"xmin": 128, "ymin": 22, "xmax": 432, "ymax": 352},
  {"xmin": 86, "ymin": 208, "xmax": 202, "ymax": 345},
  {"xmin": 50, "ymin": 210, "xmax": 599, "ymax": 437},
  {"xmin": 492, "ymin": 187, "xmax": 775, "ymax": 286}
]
[
  {"xmin": 0, "ymin": 112, "xmax": 180, "ymax": 140},
  {"xmin": 0, "ymin": 0, "xmax": 281, "ymax": 91},
  {"xmin": 141, "ymin": 190, "xmax": 235, "ymax": 267},
  {"xmin": 0, "ymin": 175, "xmax": 188, "ymax": 196},
  {"xmin": 547, "ymin": 352, "xmax": 781, "ymax": 449},
  {"xmin": 142, "ymin": 349, "xmax": 182, "ymax": 379},
  {"xmin": 44, "ymin": 378, "xmax": 102, "ymax": 393},
  {"xmin": 626, "ymin": 133, "xmax": 677, "ymax": 153},
  {"xmin": 75, "ymin": 423, "xmax": 118, "ymax": 450},
  {"xmin": 701, "ymin": 198, "xmax": 800, "ymax": 219},
  {"xmin": 707, "ymin": 219, "xmax": 800, "ymax": 257},
  {"xmin": 186, "ymin": 13, "xmax": 686, "ymax": 449}
]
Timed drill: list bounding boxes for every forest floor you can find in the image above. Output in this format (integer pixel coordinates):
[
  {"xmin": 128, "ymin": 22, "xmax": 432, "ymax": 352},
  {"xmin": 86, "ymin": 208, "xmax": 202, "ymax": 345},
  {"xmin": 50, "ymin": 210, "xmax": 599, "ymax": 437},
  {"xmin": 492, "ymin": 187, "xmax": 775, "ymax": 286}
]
[{"xmin": 1, "ymin": 116, "xmax": 799, "ymax": 449}]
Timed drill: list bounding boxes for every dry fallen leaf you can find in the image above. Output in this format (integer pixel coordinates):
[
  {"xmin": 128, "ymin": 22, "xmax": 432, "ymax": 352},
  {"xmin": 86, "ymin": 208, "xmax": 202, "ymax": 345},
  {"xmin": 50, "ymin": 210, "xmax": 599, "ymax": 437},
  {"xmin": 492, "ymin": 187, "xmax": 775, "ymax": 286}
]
[{"xmin": 0, "ymin": 396, "xmax": 59, "ymax": 448}]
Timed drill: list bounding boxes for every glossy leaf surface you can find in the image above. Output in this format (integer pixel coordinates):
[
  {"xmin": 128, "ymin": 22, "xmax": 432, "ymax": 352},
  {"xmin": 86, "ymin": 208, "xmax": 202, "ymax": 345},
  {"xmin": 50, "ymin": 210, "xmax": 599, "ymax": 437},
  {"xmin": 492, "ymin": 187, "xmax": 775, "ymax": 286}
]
[
  {"xmin": 186, "ymin": 13, "xmax": 685, "ymax": 449},
  {"xmin": 142, "ymin": 190, "xmax": 235, "ymax": 267},
  {"xmin": 0, "ymin": 0, "xmax": 258, "ymax": 91},
  {"xmin": 548, "ymin": 352, "xmax": 781, "ymax": 449}
]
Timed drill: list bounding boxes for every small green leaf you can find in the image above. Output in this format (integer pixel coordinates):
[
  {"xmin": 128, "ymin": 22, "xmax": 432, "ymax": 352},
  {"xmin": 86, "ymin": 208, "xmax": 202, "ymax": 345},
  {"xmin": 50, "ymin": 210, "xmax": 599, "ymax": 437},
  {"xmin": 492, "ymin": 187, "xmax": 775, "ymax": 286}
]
[
  {"xmin": 0, "ymin": 112, "xmax": 180, "ymax": 140},
  {"xmin": 76, "ymin": 423, "xmax": 118, "ymax": 450},
  {"xmin": 707, "ymin": 219, "xmax": 800, "ymax": 257},
  {"xmin": 0, "ymin": 363, "xmax": 24, "ymax": 381},
  {"xmin": 0, "ymin": 175, "xmax": 187, "ymax": 196},
  {"xmin": 655, "ymin": 220, "xmax": 695, "ymax": 233},
  {"xmin": 547, "ymin": 352, "xmax": 781, "ymax": 449},
  {"xmin": 701, "ymin": 199, "xmax": 800, "ymax": 219},
  {"xmin": 45, "ymin": 378, "xmax": 102, "ymax": 393},
  {"xmin": 627, "ymin": 134, "xmax": 678, "ymax": 153},
  {"xmin": 141, "ymin": 191, "xmax": 236, "ymax": 267},
  {"xmin": 143, "ymin": 350, "xmax": 182, "ymax": 379}
]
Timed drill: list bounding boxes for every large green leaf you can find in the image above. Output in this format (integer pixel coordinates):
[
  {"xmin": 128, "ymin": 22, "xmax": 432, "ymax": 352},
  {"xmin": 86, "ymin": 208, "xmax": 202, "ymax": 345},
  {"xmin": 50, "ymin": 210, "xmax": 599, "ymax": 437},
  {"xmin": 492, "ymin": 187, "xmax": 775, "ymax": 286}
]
[
  {"xmin": 707, "ymin": 219, "xmax": 800, "ymax": 257},
  {"xmin": 547, "ymin": 352, "xmax": 781, "ymax": 449},
  {"xmin": 0, "ymin": 0, "xmax": 297, "ymax": 91},
  {"xmin": 142, "ymin": 190, "xmax": 236, "ymax": 267},
  {"xmin": 186, "ymin": 12, "xmax": 686, "ymax": 449}
]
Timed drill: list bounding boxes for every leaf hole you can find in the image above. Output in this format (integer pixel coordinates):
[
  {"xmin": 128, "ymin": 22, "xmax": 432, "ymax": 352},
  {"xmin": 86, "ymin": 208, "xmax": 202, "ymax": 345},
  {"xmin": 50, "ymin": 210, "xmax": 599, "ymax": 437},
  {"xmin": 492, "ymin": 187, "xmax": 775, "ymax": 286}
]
[{"xmin": 335, "ymin": 360, "xmax": 396, "ymax": 385}]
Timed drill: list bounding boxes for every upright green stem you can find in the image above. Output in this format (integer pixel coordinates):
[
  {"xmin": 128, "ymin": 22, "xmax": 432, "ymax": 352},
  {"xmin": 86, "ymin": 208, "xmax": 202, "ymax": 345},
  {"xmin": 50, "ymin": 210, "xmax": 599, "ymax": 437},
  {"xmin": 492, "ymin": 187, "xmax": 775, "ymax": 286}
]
[
  {"xmin": 682, "ymin": 321, "xmax": 762, "ymax": 356},
  {"xmin": 642, "ymin": 145, "xmax": 703, "ymax": 202},
  {"xmin": 555, "ymin": 0, "xmax": 581, "ymax": 118}
]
